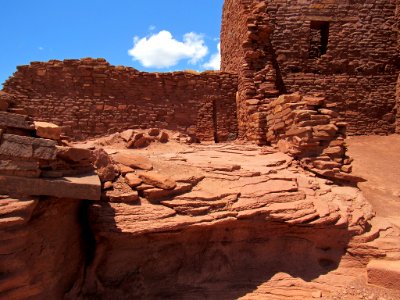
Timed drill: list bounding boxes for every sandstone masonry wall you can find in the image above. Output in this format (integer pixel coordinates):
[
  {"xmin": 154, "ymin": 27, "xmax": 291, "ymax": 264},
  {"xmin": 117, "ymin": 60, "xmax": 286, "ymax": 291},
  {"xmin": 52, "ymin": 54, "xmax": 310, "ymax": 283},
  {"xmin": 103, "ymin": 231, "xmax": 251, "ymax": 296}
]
[
  {"xmin": 222, "ymin": 0, "xmax": 281, "ymax": 143},
  {"xmin": 267, "ymin": 0, "xmax": 399, "ymax": 135},
  {"xmin": 221, "ymin": 0, "xmax": 400, "ymax": 141},
  {"xmin": 221, "ymin": 0, "xmax": 255, "ymax": 141},
  {"xmin": 264, "ymin": 93, "xmax": 358, "ymax": 182},
  {"xmin": 397, "ymin": 74, "xmax": 400, "ymax": 134},
  {"xmin": 3, "ymin": 58, "xmax": 238, "ymax": 141}
]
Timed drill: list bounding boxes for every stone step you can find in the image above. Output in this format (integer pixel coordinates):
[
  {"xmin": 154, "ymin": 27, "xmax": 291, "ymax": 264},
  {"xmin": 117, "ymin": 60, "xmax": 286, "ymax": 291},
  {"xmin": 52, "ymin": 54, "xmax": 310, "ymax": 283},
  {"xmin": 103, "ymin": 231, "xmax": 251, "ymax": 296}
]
[{"xmin": 0, "ymin": 173, "xmax": 101, "ymax": 200}]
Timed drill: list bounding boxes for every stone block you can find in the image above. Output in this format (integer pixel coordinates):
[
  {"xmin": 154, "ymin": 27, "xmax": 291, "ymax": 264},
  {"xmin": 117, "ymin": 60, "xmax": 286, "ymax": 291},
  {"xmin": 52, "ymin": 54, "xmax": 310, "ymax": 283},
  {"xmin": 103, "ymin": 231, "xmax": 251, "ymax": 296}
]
[
  {"xmin": 56, "ymin": 146, "xmax": 93, "ymax": 163},
  {"xmin": 0, "ymin": 111, "xmax": 34, "ymax": 130},
  {"xmin": 34, "ymin": 121, "xmax": 61, "ymax": 140},
  {"xmin": 0, "ymin": 173, "xmax": 101, "ymax": 200},
  {"xmin": 0, "ymin": 159, "xmax": 41, "ymax": 177},
  {"xmin": 0, "ymin": 134, "xmax": 57, "ymax": 160},
  {"xmin": 0, "ymin": 98, "xmax": 9, "ymax": 111}
]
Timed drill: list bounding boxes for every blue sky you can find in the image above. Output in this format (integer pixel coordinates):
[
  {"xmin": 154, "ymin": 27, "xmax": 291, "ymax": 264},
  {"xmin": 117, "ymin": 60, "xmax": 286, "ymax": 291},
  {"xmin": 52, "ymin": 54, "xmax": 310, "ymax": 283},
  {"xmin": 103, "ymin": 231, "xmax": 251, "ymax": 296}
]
[{"xmin": 0, "ymin": 0, "xmax": 224, "ymax": 86}]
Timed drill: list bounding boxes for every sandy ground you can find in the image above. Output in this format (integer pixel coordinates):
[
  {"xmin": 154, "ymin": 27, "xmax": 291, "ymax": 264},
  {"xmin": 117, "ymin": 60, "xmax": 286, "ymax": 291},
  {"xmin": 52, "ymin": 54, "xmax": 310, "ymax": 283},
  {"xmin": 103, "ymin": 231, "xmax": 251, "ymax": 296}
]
[{"xmin": 347, "ymin": 135, "xmax": 400, "ymax": 227}]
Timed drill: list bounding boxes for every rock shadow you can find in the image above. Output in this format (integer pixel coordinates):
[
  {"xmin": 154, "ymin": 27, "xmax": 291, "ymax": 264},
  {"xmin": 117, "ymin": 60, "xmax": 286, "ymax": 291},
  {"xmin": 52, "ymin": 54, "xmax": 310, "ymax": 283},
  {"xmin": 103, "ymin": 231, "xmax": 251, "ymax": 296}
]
[{"xmin": 74, "ymin": 202, "xmax": 353, "ymax": 300}]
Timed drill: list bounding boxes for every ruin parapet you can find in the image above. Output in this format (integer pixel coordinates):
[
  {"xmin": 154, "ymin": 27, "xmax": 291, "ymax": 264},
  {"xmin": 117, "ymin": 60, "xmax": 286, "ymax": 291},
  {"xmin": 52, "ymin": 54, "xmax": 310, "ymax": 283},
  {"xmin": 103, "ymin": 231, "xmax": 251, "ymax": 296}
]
[{"xmin": 3, "ymin": 58, "xmax": 239, "ymax": 142}]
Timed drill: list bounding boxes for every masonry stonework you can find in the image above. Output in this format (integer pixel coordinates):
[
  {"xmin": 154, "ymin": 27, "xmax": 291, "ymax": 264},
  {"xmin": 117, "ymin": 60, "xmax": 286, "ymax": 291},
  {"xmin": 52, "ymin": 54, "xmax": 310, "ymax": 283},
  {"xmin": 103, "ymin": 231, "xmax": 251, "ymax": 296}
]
[
  {"xmin": 221, "ymin": 0, "xmax": 400, "ymax": 141},
  {"xmin": 3, "ymin": 58, "xmax": 238, "ymax": 142}
]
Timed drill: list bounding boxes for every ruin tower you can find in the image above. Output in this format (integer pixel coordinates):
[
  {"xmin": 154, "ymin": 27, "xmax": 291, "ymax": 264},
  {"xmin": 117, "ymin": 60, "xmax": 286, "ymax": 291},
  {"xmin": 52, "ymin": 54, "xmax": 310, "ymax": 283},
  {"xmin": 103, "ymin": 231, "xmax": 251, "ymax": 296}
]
[{"xmin": 221, "ymin": 0, "xmax": 400, "ymax": 143}]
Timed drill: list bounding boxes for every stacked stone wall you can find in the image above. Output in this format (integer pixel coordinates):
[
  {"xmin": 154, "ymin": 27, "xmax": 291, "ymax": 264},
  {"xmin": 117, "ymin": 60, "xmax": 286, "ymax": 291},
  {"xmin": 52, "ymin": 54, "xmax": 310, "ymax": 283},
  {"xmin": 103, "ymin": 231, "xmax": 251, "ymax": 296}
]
[
  {"xmin": 397, "ymin": 74, "xmax": 400, "ymax": 134},
  {"xmin": 284, "ymin": 74, "xmax": 397, "ymax": 135},
  {"xmin": 264, "ymin": 93, "xmax": 357, "ymax": 182},
  {"xmin": 221, "ymin": 0, "xmax": 254, "ymax": 140},
  {"xmin": 3, "ymin": 58, "xmax": 238, "ymax": 142},
  {"xmin": 267, "ymin": 0, "xmax": 399, "ymax": 136},
  {"xmin": 221, "ymin": 0, "xmax": 399, "ymax": 141}
]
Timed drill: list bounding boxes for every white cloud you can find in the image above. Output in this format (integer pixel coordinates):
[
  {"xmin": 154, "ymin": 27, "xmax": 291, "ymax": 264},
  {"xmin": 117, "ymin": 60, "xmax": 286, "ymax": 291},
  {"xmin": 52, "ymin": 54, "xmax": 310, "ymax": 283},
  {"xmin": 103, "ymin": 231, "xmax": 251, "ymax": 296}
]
[
  {"xmin": 128, "ymin": 30, "xmax": 208, "ymax": 68},
  {"xmin": 148, "ymin": 25, "xmax": 156, "ymax": 31},
  {"xmin": 203, "ymin": 42, "xmax": 220, "ymax": 70},
  {"xmin": 38, "ymin": 46, "xmax": 44, "ymax": 51}
]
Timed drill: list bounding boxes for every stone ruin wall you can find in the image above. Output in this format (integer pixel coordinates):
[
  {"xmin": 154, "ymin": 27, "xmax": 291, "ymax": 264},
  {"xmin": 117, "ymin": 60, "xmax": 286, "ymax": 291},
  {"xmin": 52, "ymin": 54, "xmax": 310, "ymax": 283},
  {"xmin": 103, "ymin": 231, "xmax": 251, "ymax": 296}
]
[
  {"xmin": 221, "ymin": 0, "xmax": 400, "ymax": 142},
  {"xmin": 2, "ymin": 58, "xmax": 238, "ymax": 142},
  {"xmin": 397, "ymin": 74, "xmax": 400, "ymax": 133}
]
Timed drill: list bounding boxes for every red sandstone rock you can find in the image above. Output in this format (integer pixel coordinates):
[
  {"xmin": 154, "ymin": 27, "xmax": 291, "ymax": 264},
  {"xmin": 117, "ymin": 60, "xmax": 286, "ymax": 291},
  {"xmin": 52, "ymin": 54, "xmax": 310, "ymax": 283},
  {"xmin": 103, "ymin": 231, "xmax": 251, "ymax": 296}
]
[
  {"xmin": 0, "ymin": 98, "xmax": 8, "ymax": 111},
  {"xmin": 159, "ymin": 131, "xmax": 169, "ymax": 143},
  {"xmin": 56, "ymin": 146, "xmax": 92, "ymax": 163},
  {"xmin": 0, "ymin": 134, "xmax": 57, "ymax": 160},
  {"xmin": 112, "ymin": 153, "xmax": 153, "ymax": 170},
  {"xmin": 0, "ymin": 111, "xmax": 34, "ymax": 130},
  {"xmin": 0, "ymin": 173, "xmax": 101, "ymax": 200},
  {"xmin": 148, "ymin": 128, "xmax": 160, "ymax": 136},
  {"xmin": 118, "ymin": 164, "xmax": 134, "ymax": 175},
  {"xmin": 138, "ymin": 171, "xmax": 177, "ymax": 190},
  {"xmin": 106, "ymin": 189, "xmax": 139, "ymax": 203},
  {"xmin": 93, "ymin": 149, "xmax": 118, "ymax": 182},
  {"xmin": 124, "ymin": 173, "xmax": 142, "ymax": 187},
  {"xmin": 120, "ymin": 129, "xmax": 135, "ymax": 142},
  {"xmin": 34, "ymin": 121, "xmax": 61, "ymax": 140},
  {"xmin": 0, "ymin": 159, "xmax": 40, "ymax": 177},
  {"xmin": 143, "ymin": 182, "xmax": 192, "ymax": 202}
]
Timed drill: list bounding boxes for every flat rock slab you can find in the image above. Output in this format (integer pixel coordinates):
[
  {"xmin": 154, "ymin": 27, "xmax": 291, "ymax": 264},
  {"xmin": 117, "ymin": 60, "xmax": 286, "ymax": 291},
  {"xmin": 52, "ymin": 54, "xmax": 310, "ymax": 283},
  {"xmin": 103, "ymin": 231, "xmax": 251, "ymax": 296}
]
[
  {"xmin": 367, "ymin": 259, "xmax": 400, "ymax": 290},
  {"xmin": 139, "ymin": 172, "xmax": 176, "ymax": 190},
  {"xmin": 0, "ymin": 111, "xmax": 34, "ymax": 130},
  {"xmin": 0, "ymin": 134, "xmax": 57, "ymax": 160},
  {"xmin": 0, "ymin": 173, "xmax": 101, "ymax": 200},
  {"xmin": 112, "ymin": 153, "xmax": 153, "ymax": 170}
]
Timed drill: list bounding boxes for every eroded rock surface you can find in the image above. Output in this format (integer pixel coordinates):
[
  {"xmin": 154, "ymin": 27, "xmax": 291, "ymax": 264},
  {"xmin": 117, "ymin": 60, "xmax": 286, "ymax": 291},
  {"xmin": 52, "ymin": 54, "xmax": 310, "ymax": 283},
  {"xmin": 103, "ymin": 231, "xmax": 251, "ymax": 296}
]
[{"xmin": 63, "ymin": 140, "xmax": 397, "ymax": 300}]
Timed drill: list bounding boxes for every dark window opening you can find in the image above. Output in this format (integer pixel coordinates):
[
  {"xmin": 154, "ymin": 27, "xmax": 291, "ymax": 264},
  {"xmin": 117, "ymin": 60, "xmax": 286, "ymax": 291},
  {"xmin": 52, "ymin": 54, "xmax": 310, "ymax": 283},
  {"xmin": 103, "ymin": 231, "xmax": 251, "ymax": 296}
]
[{"xmin": 309, "ymin": 21, "xmax": 330, "ymax": 59}]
